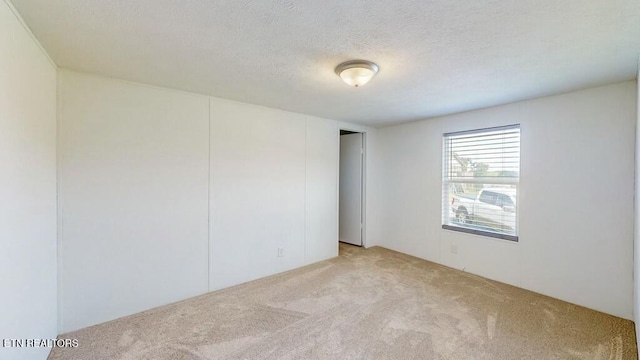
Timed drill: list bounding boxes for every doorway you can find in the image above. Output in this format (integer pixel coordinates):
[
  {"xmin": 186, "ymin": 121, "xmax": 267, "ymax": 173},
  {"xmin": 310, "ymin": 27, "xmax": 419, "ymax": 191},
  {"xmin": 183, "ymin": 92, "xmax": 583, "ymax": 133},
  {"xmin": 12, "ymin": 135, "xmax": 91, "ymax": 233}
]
[{"xmin": 339, "ymin": 130, "xmax": 364, "ymax": 247}]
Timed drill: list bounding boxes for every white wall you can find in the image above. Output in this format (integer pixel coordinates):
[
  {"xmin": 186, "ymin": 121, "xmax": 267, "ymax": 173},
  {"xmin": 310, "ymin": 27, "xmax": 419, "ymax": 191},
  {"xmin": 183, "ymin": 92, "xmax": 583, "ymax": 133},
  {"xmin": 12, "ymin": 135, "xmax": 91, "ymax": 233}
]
[
  {"xmin": 305, "ymin": 118, "xmax": 339, "ymax": 263},
  {"xmin": 209, "ymin": 98, "xmax": 308, "ymax": 290},
  {"xmin": 365, "ymin": 128, "xmax": 381, "ymax": 248},
  {"xmin": 58, "ymin": 71, "xmax": 210, "ymax": 332},
  {"xmin": 0, "ymin": 1, "xmax": 58, "ymax": 359},
  {"xmin": 376, "ymin": 82, "xmax": 637, "ymax": 319},
  {"xmin": 58, "ymin": 71, "xmax": 350, "ymax": 331},
  {"xmin": 634, "ymin": 58, "xmax": 639, "ymax": 348}
]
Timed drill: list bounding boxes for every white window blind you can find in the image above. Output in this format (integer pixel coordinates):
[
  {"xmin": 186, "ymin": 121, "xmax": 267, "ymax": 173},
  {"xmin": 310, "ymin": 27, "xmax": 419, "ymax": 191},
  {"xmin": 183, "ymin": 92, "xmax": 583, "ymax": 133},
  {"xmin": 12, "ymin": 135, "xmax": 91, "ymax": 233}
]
[{"xmin": 442, "ymin": 125, "xmax": 520, "ymax": 241}]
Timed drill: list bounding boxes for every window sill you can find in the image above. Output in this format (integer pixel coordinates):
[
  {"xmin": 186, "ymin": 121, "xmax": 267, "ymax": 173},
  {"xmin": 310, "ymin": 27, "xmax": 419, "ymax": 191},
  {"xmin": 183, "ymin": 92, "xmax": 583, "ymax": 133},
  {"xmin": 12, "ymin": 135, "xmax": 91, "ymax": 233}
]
[{"xmin": 441, "ymin": 224, "xmax": 519, "ymax": 242}]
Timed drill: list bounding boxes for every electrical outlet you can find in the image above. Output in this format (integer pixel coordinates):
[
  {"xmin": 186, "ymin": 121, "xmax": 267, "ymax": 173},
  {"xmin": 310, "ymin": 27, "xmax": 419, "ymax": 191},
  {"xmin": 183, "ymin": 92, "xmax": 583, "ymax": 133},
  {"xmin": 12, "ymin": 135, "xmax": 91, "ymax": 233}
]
[
  {"xmin": 451, "ymin": 244, "xmax": 458, "ymax": 254},
  {"xmin": 277, "ymin": 247, "xmax": 284, "ymax": 257}
]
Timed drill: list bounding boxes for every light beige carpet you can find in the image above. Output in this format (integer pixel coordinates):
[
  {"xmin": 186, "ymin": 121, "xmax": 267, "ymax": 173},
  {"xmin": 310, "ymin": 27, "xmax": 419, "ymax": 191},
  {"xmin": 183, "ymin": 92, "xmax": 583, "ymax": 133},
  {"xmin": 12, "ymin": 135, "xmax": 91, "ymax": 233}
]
[{"xmin": 49, "ymin": 244, "xmax": 637, "ymax": 360}]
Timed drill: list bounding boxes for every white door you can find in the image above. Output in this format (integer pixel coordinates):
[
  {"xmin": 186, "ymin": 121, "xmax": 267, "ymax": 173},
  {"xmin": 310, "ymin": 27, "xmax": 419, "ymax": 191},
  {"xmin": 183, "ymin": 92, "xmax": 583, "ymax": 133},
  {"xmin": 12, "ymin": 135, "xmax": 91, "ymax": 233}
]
[{"xmin": 339, "ymin": 133, "xmax": 363, "ymax": 246}]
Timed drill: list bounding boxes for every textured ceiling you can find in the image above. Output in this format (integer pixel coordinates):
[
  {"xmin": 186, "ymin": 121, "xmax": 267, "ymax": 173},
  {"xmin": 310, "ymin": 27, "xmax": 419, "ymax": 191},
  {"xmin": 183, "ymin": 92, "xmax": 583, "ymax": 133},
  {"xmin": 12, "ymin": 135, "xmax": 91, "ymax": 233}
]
[{"xmin": 11, "ymin": 0, "xmax": 640, "ymax": 126}]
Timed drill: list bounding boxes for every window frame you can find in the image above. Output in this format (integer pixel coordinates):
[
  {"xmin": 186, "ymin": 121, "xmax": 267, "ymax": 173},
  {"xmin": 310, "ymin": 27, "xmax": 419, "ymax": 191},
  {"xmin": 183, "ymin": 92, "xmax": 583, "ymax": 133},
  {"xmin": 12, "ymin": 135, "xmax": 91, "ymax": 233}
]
[{"xmin": 441, "ymin": 124, "xmax": 520, "ymax": 242}]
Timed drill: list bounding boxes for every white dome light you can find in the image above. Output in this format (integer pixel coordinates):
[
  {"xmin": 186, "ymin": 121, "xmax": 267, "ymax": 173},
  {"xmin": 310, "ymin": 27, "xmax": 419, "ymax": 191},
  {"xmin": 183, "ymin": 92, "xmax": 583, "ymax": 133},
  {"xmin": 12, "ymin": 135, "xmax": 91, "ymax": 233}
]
[{"xmin": 335, "ymin": 60, "xmax": 379, "ymax": 87}]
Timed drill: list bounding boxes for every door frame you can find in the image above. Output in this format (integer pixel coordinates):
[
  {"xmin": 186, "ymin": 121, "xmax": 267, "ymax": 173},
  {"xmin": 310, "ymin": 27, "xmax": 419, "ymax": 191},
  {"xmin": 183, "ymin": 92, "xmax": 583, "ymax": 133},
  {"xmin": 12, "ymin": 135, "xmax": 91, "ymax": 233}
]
[{"xmin": 337, "ymin": 126, "xmax": 367, "ymax": 248}]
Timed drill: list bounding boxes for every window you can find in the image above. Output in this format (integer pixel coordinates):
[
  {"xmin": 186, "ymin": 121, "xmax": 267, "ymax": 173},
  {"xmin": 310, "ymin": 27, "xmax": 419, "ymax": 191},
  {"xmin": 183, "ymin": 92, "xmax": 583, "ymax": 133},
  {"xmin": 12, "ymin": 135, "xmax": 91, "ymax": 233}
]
[{"xmin": 442, "ymin": 125, "xmax": 520, "ymax": 241}]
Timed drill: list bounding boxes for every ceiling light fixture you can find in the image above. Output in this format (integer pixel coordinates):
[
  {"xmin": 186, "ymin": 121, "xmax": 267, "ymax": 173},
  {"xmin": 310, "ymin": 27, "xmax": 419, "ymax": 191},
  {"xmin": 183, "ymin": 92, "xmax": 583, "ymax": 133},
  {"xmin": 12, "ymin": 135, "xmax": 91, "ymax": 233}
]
[{"xmin": 335, "ymin": 60, "xmax": 379, "ymax": 87}]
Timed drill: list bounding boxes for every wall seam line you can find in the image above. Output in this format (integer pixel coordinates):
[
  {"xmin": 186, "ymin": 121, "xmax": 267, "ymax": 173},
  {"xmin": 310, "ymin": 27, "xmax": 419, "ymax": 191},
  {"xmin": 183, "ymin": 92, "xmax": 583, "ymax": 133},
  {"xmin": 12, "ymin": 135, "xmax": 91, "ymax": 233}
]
[
  {"xmin": 304, "ymin": 120, "xmax": 308, "ymax": 265},
  {"xmin": 56, "ymin": 70, "xmax": 64, "ymax": 333},
  {"xmin": 207, "ymin": 97, "xmax": 211, "ymax": 292}
]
